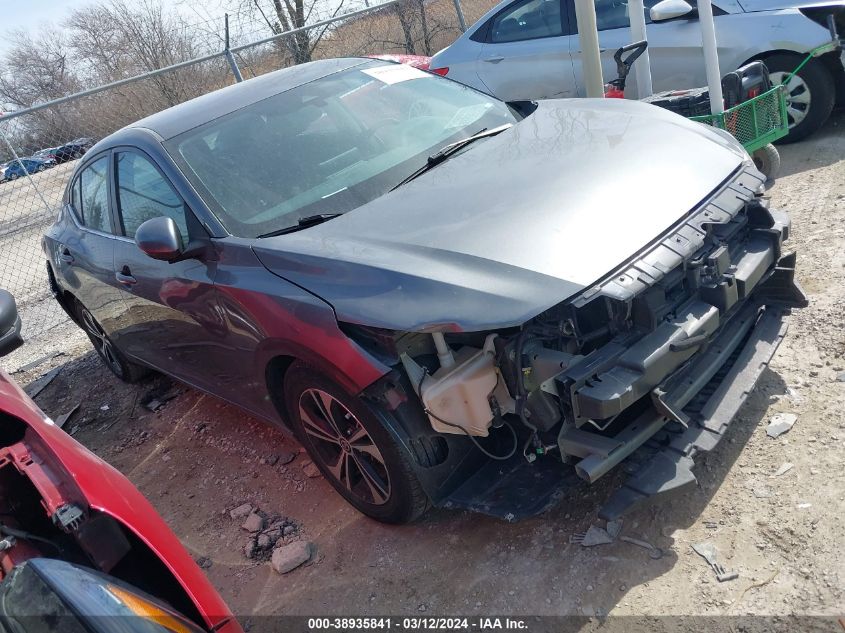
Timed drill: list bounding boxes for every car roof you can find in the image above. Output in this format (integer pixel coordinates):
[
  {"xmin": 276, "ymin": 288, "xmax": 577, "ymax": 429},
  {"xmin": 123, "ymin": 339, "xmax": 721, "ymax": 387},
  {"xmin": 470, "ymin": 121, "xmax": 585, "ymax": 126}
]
[{"xmin": 123, "ymin": 57, "xmax": 372, "ymax": 142}]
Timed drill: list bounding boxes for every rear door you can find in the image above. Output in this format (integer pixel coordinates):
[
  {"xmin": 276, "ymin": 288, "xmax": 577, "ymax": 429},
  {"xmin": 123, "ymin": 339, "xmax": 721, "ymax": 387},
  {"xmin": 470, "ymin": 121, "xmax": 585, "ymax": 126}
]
[
  {"xmin": 476, "ymin": 0, "xmax": 578, "ymax": 100},
  {"xmin": 108, "ymin": 149, "xmax": 223, "ymax": 390},
  {"xmin": 57, "ymin": 154, "xmax": 124, "ymax": 335}
]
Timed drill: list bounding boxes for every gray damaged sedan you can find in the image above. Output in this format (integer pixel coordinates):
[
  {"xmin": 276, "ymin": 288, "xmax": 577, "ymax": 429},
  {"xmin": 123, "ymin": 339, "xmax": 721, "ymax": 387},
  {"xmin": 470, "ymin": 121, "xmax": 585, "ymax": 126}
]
[{"xmin": 44, "ymin": 59, "xmax": 807, "ymax": 523}]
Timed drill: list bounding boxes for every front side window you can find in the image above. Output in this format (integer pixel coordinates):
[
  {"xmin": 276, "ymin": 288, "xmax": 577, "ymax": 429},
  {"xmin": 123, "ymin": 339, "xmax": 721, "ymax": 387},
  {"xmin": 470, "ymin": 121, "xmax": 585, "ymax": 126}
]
[
  {"xmin": 77, "ymin": 156, "xmax": 112, "ymax": 233},
  {"xmin": 593, "ymin": 0, "xmax": 664, "ymax": 31},
  {"xmin": 114, "ymin": 152, "xmax": 189, "ymax": 242},
  {"xmin": 491, "ymin": 0, "xmax": 563, "ymax": 42},
  {"xmin": 166, "ymin": 62, "xmax": 519, "ymax": 239}
]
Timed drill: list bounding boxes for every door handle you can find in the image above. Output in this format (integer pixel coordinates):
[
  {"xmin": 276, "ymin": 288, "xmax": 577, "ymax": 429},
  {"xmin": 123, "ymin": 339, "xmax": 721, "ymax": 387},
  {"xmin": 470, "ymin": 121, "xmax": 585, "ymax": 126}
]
[
  {"xmin": 115, "ymin": 267, "xmax": 137, "ymax": 286},
  {"xmin": 59, "ymin": 248, "xmax": 74, "ymax": 264},
  {"xmin": 484, "ymin": 56, "xmax": 505, "ymax": 63}
]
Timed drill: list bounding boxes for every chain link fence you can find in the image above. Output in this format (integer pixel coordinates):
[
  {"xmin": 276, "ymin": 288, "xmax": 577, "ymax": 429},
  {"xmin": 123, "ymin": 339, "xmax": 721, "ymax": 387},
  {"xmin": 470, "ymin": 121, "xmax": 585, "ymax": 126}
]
[{"xmin": 0, "ymin": 0, "xmax": 484, "ymax": 341}]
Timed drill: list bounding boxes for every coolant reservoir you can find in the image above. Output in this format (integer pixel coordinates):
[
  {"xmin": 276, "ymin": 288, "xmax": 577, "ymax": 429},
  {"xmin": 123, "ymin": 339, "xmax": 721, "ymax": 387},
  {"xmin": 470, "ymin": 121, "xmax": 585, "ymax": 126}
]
[{"xmin": 421, "ymin": 344, "xmax": 498, "ymax": 437}]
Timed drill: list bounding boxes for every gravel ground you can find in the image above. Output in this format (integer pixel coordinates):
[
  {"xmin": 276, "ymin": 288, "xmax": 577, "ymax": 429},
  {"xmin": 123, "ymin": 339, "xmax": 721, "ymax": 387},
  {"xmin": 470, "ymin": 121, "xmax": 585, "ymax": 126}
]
[{"xmin": 2, "ymin": 112, "xmax": 843, "ymax": 626}]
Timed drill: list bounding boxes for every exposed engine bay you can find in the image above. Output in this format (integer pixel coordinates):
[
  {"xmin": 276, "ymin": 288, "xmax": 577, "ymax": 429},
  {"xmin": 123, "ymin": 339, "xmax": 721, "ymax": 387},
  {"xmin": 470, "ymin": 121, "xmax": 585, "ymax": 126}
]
[{"xmin": 369, "ymin": 166, "xmax": 807, "ymax": 511}]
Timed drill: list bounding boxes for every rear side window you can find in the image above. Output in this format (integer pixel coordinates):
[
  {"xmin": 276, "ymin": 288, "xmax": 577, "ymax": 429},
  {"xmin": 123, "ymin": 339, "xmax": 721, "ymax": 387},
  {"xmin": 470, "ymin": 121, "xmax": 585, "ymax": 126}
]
[
  {"xmin": 115, "ymin": 152, "xmax": 189, "ymax": 242},
  {"xmin": 77, "ymin": 156, "xmax": 113, "ymax": 233},
  {"xmin": 491, "ymin": 0, "xmax": 563, "ymax": 43}
]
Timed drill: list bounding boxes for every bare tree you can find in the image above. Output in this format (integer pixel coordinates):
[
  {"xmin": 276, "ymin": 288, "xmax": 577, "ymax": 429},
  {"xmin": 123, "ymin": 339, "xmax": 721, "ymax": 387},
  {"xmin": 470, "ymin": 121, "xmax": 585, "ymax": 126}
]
[
  {"xmin": 232, "ymin": 0, "xmax": 347, "ymax": 65},
  {"xmin": 0, "ymin": 27, "xmax": 81, "ymax": 110},
  {"xmin": 66, "ymin": 0, "xmax": 213, "ymax": 107}
]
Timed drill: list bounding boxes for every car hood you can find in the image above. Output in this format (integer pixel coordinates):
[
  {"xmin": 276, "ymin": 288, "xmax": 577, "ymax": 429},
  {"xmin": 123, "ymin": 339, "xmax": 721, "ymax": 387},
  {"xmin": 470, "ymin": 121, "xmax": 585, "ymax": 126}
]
[
  {"xmin": 253, "ymin": 99, "xmax": 745, "ymax": 332},
  {"xmin": 737, "ymin": 0, "xmax": 845, "ymax": 11}
]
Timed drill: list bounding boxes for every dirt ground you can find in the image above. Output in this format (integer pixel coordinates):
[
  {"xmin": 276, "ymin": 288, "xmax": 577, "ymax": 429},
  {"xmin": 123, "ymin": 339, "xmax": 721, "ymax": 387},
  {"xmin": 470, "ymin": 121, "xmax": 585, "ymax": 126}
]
[{"xmin": 3, "ymin": 113, "xmax": 844, "ymax": 625}]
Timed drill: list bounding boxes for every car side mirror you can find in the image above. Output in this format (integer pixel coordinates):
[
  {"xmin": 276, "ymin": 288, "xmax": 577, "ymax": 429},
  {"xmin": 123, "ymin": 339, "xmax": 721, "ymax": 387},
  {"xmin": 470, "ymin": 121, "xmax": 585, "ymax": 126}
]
[
  {"xmin": 650, "ymin": 0, "xmax": 695, "ymax": 22},
  {"xmin": 135, "ymin": 217, "xmax": 185, "ymax": 262},
  {"xmin": 0, "ymin": 289, "xmax": 24, "ymax": 357}
]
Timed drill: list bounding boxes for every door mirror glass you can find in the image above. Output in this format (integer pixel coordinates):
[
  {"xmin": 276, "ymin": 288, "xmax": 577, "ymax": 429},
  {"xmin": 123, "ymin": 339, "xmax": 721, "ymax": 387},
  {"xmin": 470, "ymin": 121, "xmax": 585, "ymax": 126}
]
[
  {"xmin": 0, "ymin": 289, "xmax": 23, "ymax": 357},
  {"xmin": 650, "ymin": 0, "xmax": 694, "ymax": 22},
  {"xmin": 135, "ymin": 216, "xmax": 184, "ymax": 262}
]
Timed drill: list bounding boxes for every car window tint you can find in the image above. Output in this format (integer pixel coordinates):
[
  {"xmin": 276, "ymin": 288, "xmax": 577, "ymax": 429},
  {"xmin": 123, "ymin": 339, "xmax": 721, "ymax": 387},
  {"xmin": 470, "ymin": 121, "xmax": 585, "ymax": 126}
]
[
  {"xmin": 70, "ymin": 178, "xmax": 82, "ymax": 217},
  {"xmin": 594, "ymin": 0, "xmax": 663, "ymax": 31},
  {"xmin": 115, "ymin": 152, "xmax": 189, "ymax": 242},
  {"xmin": 78, "ymin": 156, "xmax": 112, "ymax": 233},
  {"xmin": 491, "ymin": 0, "xmax": 562, "ymax": 43},
  {"xmin": 167, "ymin": 63, "xmax": 517, "ymax": 239}
]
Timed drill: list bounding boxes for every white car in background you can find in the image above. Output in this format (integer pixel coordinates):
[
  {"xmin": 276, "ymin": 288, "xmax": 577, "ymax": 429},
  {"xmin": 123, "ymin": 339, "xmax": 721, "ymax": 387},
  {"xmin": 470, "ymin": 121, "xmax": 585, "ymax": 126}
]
[{"xmin": 430, "ymin": 0, "xmax": 845, "ymax": 141}]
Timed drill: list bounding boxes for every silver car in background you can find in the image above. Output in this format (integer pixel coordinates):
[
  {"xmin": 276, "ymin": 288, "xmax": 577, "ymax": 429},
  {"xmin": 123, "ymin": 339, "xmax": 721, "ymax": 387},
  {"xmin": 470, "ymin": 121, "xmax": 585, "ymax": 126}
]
[{"xmin": 430, "ymin": 0, "xmax": 845, "ymax": 141}]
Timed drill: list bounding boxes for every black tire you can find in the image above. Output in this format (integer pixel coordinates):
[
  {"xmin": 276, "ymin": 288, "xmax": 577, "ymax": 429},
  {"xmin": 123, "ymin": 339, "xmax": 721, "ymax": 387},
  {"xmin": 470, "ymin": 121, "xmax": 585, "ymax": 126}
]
[
  {"xmin": 37, "ymin": 165, "xmax": 45, "ymax": 172},
  {"xmin": 75, "ymin": 301, "xmax": 150, "ymax": 383},
  {"xmin": 752, "ymin": 143, "xmax": 781, "ymax": 187},
  {"xmin": 8, "ymin": 173, "xmax": 18, "ymax": 181},
  {"xmin": 765, "ymin": 54, "xmax": 835, "ymax": 144},
  {"xmin": 283, "ymin": 361, "xmax": 430, "ymax": 524}
]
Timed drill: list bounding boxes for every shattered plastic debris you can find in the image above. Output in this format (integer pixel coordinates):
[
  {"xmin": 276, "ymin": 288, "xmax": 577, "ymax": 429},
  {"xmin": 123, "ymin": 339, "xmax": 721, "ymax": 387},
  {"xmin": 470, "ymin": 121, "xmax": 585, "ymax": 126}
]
[
  {"xmin": 571, "ymin": 525, "xmax": 614, "ymax": 547},
  {"xmin": 691, "ymin": 542, "xmax": 738, "ymax": 582},
  {"xmin": 772, "ymin": 462, "xmax": 794, "ymax": 477},
  {"xmin": 606, "ymin": 519, "xmax": 623, "ymax": 539},
  {"xmin": 55, "ymin": 403, "xmax": 80, "ymax": 429},
  {"xmin": 766, "ymin": 412, "xmax": 797, "ymax": 438},
  {"xmin": 620, "ymin": 535, "xmax": 663, "ymax": 560},
  {"xmin": 25, "ymin": 367, "xmax": 61, "ymax": 399}
]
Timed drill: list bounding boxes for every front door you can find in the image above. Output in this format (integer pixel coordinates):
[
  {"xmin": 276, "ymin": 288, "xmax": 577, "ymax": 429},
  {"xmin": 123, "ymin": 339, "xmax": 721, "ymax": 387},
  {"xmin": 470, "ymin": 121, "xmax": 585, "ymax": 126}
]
[
  {"xmin": 564, "ymin": 0, "xmax": 709, "ymax": 97},
  {"xmin": 476, "ymin": 0, "xmax": 578, "ymax": 100},
  {"xmin": 107, "ymin": 149, "xmax": 224, "ymax": 390}
]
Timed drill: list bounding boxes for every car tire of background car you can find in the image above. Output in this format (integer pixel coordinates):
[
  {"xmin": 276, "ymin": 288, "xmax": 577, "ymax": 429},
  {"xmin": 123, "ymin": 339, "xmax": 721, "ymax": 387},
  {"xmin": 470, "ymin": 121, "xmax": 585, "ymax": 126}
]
[
  {"xmin": 765, "ymin": 54, "xmax": 835, "ymax": 144},
  {"xmin": 75, "ymin": 302, "xmax": 150, "ymax": 383},
  {"xmin": 752, "ymin": 143, "xmax": 781, "ymax": 187},
  {"xmin": 283, "ymin": 361, "xmax": 430, "ymax": 524},
  {"xmin": 8, "ymin": 173, "xmax": 18, "ymax": 181},
  {"xmin": 37, "ymin": 165, "xmax": 45, "ymax": 172}
]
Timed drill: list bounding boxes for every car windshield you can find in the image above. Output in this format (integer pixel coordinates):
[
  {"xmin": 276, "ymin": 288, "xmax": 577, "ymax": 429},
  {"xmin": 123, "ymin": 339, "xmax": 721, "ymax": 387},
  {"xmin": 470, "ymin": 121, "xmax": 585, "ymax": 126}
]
[{"xmin": 165, "ymin": 62, "xmax": 519, "ymax": 238}]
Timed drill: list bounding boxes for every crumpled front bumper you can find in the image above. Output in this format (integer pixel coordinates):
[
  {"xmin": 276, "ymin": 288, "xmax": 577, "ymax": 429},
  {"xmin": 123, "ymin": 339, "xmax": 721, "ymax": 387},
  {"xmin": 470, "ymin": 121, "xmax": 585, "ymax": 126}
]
[{"xmin": 598, "ymin": 300, "xmax": 792, "ymax": 520}]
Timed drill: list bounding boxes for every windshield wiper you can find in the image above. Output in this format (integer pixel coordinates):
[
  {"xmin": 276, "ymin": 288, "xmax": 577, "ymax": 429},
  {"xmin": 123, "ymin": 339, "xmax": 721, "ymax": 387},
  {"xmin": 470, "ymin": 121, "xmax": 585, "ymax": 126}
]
[
  {"xmin": 389, "ymin": 123, "xmax": 513, "ymax": 192},
  {"xmin": 257, "ymin": 213, "xmax": 342, "ymax": 238}
]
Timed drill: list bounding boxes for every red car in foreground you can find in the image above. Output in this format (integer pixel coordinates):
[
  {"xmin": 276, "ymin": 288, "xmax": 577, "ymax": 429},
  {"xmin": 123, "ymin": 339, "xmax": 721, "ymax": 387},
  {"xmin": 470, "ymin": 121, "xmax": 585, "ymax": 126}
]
[{"xmin": 0, "ymin": 289, "xmax": 240, "ymax": 632}]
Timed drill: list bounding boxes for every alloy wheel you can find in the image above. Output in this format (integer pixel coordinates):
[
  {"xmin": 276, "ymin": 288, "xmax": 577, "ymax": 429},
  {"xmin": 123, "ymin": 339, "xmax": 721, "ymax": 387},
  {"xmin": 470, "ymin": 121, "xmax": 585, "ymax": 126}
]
[
  {"xmin": 770, "ymin": 71, "xmax": 811, "ymax": 129},
  {"xmin": 298, "ymin": 388, "xmax": 391, "ymax": 505},
  {"xmin": 80, "ymin": 308, "xmax": 122, "ymax": 376}
]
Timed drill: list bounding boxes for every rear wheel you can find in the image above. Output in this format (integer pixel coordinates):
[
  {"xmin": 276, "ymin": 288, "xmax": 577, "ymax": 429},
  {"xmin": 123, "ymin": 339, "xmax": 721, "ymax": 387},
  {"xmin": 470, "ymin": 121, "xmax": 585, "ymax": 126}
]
[
  {"xmin": 283, "ymin": 362, "xmax": 429, "ymax": 523},
  {"xmin": 76, "ymin": 302, "xmax": 149, "ymax": 383},
  {"xmin": 766, "ymin": 54, "xmax": 835, "ymax": 143}
]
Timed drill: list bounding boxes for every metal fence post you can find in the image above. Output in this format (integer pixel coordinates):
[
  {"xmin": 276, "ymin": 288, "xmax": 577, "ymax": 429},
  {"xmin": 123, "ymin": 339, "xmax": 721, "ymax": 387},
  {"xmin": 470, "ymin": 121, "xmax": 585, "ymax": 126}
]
[
  {"xmin": 224, "ymin": 14, "xmax": 244, "ymax": 83},
  {"xmin": 452, "ymin": 0, "xmax": 467, "ymax": 32}
]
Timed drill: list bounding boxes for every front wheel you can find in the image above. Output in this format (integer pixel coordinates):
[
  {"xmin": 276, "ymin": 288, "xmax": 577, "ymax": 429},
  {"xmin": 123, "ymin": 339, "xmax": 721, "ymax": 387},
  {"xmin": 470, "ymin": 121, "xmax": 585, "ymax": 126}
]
[
  {"xmin": 766, "ymin": 54, "xmax": 835, "ymax": 144},
  {"xmin": 283, "ymin": 362, "xmax": 429, "ymax": 523}
]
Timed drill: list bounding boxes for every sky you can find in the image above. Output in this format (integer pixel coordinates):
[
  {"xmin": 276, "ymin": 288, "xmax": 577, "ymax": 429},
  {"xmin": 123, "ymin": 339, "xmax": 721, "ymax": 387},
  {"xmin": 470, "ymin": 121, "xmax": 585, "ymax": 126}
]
[
  {"xmin": 0, "ymin": 0, "xmax": 98, "ymax": 34},
  {"xmin": 0, "ymin": 0, "xmax": 234, "ymax": 50}
]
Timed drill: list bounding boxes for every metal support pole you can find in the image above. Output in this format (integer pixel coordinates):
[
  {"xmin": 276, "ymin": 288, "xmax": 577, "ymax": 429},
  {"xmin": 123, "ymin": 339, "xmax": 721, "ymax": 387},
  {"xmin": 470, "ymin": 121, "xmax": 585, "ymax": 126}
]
[
  {"xmin": 452, "ymin": 0, "xmax": 467, "ymax": 32},
  {"xmin": 628, "ymin": 0, "xmax": 652, "ymax": 98},
  {"xmin": 224, "ymin": 14, "xmax": 244, "ymax": 83},
  {"xmin": 697, "ymin": 0, "xmax": 723, "ymax": 114},
  {"xmin": 573, "ymin": 0, "xmax": 604, "ymax": 98}
]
